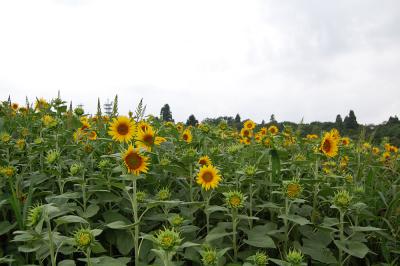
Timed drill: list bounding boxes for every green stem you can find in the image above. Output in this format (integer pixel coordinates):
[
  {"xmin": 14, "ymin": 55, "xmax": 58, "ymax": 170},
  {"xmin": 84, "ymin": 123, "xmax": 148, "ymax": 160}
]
[
  {"xmin": 249, "ymin": 184, "xmax": 253, "ymax": 229},
  {"xmin": 205, "ymin": 192, "xmax": 211, "ymax": 234},
  {"xmin": 132, "ymin": 178, "xmax": 139, "ymax": 266},
  {"xmin": 46, "ymin": 214, "xmax": 56, "ymax": 266},
  {"xmin": 338, "ymin": 210, "xmax": 345, "ymax": 266},
  {"xmin": 189, "ymin": 163, "xmax": 193, "ymax": 202},
  {"xmin": 232, "ymin": 209, "xmax": 238, "ymax": 262},
  {"xmin": 283, "ymin": 197, "xmax": 289, "ymax": 256}
]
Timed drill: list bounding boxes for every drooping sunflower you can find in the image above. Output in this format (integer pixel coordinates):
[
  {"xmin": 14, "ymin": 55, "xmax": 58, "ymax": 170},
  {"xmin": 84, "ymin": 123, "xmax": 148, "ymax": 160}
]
[
  {"xmin": 198, "ymin": 155, "xmax": 212, "ymax": 166},
  {"xmin": 320, "ymin": 132, "xmax": 338, "ymax": 157},
  {"xmin": 182, "ymin": 129, "xmax": 192, "ymax": 143},
  {"xmin": 268, "ymin": 125, "xmax": 279, "ymax": 135},
  {"xmin": 196, "ymin": 165, "xmax": 222, "ymax": 191},
  {"xmin": 108, "ymin": 116, "xmax": 135, "ymax": 143},
  {"xmin": 122, "ymin": 145, "xmax": 149, "ymax": 175},
  {"xmin": 244, "ymin": 120, "xmax": 256, "ymax": 130}
]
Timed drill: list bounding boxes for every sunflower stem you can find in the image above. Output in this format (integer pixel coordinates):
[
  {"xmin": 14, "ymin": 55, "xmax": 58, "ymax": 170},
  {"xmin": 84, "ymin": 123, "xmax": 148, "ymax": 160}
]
[
  {"xmin": 232, "ymin": 208, "xmax": 238, "ymax": 262},
  {"xmin": 131, "ymin": 178, "xmax": 140, "ymax": 266}
]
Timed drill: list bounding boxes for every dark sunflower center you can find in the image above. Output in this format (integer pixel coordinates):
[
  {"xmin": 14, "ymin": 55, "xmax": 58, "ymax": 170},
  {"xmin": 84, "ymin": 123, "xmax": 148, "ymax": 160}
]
[
  {"xmin": 117, "ymin": 123, "xmax": 129, "ymax": 135},
  {"xmin": 323, "ymin": 139, "xmax": 331, "ymax": 152},
  {"xmin": 202, "ymin": 171, "xmax": 214, "ymax": 183},
  {"xmin": 199, "ymin": 159, "xmax": 206, "ymax": 165},
  {"xmin": 247, "ymin": 124, "xmax": 252, "ymax": 129},
  {"xmin": 243, "ymin": 130, "xmax": 249, "ymax": 137},
  {"xmin": 183, "ymin": 134, "xmax": 188, "ymax": 140},
  {"xmin": 126, "ymin": 152, "xmax": 142, "ymax": 169},
  {"xmin": 143, "ymin": 134, "xmax": 154, "ymax": 145}
]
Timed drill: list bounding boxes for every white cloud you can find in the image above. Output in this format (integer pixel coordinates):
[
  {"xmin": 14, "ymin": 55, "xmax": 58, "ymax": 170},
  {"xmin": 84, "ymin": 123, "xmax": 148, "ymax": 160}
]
[{"xmin": 0, "ymin": 0, "xmax": 399, "ymax": 124}]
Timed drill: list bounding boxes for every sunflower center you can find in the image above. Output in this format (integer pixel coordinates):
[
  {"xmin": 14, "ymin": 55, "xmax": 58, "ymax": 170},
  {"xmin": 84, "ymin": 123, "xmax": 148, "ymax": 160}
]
[
  {"xmin": 117, "ymin": 123, "xmax": 129, "ymax": 135},
  {"xmin": 143, "ymin": 134, "xmax": 154, "ymax": 145},
  {"xmin": 183, "ymin": 134, "xmax": 188, "ymax": 140},
  {"xmin": 199, "ymin": 159, "xmax": 206, "ymax": 165},
  {"xmin": 126, "ymin": 152, "xmax": 143, "ymax": 170},
  {"xmin": 243, "ymin": 130, "xmax": 249, "ymax": 137},
  {"xmin": 202, "ymin": 171, "xmax": 214, "ymax": 183},
  {"xmin": 323, "ymin": 139, "xmax": 331, "ymax": 152}
]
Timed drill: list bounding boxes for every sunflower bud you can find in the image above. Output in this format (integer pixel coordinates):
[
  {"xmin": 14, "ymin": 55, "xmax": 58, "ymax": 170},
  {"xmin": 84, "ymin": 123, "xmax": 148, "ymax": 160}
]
[
  {"xmin": 155, "ymin": 228, "xmax": 181, "ymax": 251},
  {"xmin": 244, "ymin": 164, "xmax": 257, "ymax": 177},
  {"xmin": 74, "ymin": 228, "xmax": 94, "ymax": 250},
  {"xmin": 253, "ymin": 251, "xmax": 269, "ymax": 266},
  {"xmin": 201, "ymin": 247, "xmax": 218, "ymax": 266},
  {"xmin": 333, "ymin": 190, "xmax": 352, "ymax": 210},
  {"xmin": 283, "ymin": 179, "xmax": 303, "ymax": 199},
  {"xmin": 157, "ymin": 187, "xmax": 171, "ymax": 201},
  {"xmin": 70, "ymin": 163, "xmax": 83, "ymax": 175},
  {"xmin": 46, "ymin": 150, "xmax": 60, "ymax": 164},
  {"xmin": 98, "ymin": 159, "xmax": 111, "ymax": 170},
  {"xmin": 169, "ymin": 214, "xmax": 184, "ymax": 227},
  {"xmin": 27, "ymin": 204, "xmax": 43, "ymax": 227},
  {"xmin": 0, "ymin": 132, "xmax": 11, "ymax": 143},
  {"xmin": 224, "ymin": 191, "xmax": 245, "ymax": 209},
  {"xmin": 136, "ymin": 191, "xmax": 147, "ymax": 203},
  {"xmin": 286, "ymin": 249, "xmax": 304, "ymax": 266}
]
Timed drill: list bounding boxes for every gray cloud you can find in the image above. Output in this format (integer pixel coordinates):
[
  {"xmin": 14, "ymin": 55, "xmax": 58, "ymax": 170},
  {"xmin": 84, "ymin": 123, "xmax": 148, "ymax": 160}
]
[{"xmin": 0, "ymin": 0, "xmax": 399, "ymax": 124}]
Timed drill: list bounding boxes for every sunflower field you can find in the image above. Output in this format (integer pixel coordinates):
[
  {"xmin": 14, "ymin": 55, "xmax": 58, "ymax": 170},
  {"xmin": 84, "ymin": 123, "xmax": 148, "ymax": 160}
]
[{"xmin": 0, "ymin": 97, "xmax": 399, "ymax": 266}]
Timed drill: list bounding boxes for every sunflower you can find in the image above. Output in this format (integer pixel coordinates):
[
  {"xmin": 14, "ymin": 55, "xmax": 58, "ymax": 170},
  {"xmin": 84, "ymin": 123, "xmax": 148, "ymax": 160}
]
[
  {"xmin": 341, "ymin": 137, "xmax": 350, "ymax": 146},
  {"xmin": 182, "ymin": 129, "xmax": 192, "ymax": 143},
  {"xmin": 268, "ymin": 125, "xmax": 279, "ymax": 135},
  {"xmin": 122, "ymin": 145, "xmax": 149, "ymax": 175},
  {"xmin": 137, "ymin": 121, "xmax": 151, "ymax": 133},
  {"xmin": 136, "ymin": 126, "xmax": 156, "ymax": 150},
  {"xmin": 372, "ymin": 147, "xmax": 380, "ymax": 155},
  {"xmin": 244, "ymin": 120, "xmax": 256, "ymax": 130},
  {"xmin": 80, "ymin": 121, "xmax": 91, "ymax": 131},
  {"xmin": 196, "ymin": 165, "xmax": 222, "ymax": 191},
  {"xmin": 306, "ymin": 134, "xmax": 318, "ymax": 140},
  {"xmin": 330, "ymin": 128, "xmax": 340, "ymax": 140},
  {"xmin": 88, "ymin": 131, "xmax": 97, "ymax": 140},
  {"xmin": 35, "ymin": 98, "xmax": 49, "ymax": 111},
  {"xmin": 11, "ymin": 103, "xmax": 19, "ymax": 111},
  {"xmin": 259, "ymin": 127, "xmax": 268, "ymax": 136},
  {"xmin": 198, "ymin": 155, "xmax": 212, "ymax": 166},
  {"xmin": 108, "ymin": 116, "xmax": 135, "ymax": 143},
  {"xmin": 320, "ymin": 132, "xmax": 338, "ymax": 157},
  {"xmin": 240, "ymin": 128, "xmax": 253, "ymax": 138}
]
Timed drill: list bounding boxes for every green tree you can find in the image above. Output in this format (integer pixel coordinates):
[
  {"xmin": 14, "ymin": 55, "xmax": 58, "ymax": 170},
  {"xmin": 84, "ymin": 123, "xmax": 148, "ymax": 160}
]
[
  {"xmin": 96, "ymin": 98, "xmax": 102, "ymax": 117},
  {"xmin": 160, "ymin": 104, "xmax": 173, "ymax": 122},
  {"xmin": 344, "ymin": 110, "xmax": 358, "ymax": 129},
  {"xmin": 111, "ymin": 94, "xmax": 118, "ymax": 117},
  {"xmin": 186, "ymin": 114, "xmax": 198, "ymax": 126}
]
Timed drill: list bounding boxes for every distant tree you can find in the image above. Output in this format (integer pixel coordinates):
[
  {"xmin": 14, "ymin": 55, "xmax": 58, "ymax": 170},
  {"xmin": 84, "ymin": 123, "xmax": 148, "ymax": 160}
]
[
  {"xmin": 234, "ymin": 114, "xmax": 241, "ymax": 124},
  {"xmin": 261, "ymin": 120, "xmax": 265, "ymax": 126},
  {"xmin": 270, "ymin": 114, "xmax": 277, "ymax": 124},
  {"xmin": 186, "ymin": 114, "xmax": 198, "ymax": 126},
  {"xmin": 344, "ymin": 110, "xmax": 358, "ymax": 129},
  {"xmin": 111, "ymin": 94, "xmax": 118, "ymax": 117},
  {"xmin": 335, "ymin": 114, "xmax": 343, "ymax": 129},
  {"xmin": 25, "ymin": 96, "xmax": 29, "ymax": 108},
  {"xmin": 160, "ymin": 104, "xmax": 173, "ymax": 122},
  {"xmin": 387, "ymin": 116, "xmax": 399, "ymax": 125},
  {"xmin": 96, "ymin": 98, "xmax": 102, "ymax": 117}
]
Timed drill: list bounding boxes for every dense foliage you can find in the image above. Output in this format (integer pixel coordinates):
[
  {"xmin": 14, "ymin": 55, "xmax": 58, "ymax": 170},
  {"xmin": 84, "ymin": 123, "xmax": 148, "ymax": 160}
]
[{"xmin": 0, "ymin": 97, "xmax": 399, "ymax": 266}]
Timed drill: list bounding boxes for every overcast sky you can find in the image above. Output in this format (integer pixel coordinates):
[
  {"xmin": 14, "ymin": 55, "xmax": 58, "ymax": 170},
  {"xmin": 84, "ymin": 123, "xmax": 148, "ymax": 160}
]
[{"xmin": 0, "ymin": 0, "xmax": 399, "ymax": 124}]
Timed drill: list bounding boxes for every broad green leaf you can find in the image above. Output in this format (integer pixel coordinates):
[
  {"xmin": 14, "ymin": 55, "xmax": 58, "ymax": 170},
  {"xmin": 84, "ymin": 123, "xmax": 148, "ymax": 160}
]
[
  {"xmin": 55, "ymin": 215, "xmax": 88, "ymax": 225},
  {"xmin": 278, "ymin": 214, "xmax": 311, "ymax": 226},
  {"xmin": 334, "ymin": 240, "xmax": 370, "ymax": 258}
]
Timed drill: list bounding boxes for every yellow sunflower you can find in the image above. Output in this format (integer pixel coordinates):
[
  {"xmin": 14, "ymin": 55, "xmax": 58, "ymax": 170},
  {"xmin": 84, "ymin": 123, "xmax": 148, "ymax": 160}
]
[
  {"xmin": 330, "ymin": 128, "xmax": 340, "ymax": 140},
  {"xmin": 341, "ymin": 137, "xmax": 350, "ymax": 146},
  {"xmin": 88, "ymin": 131, "xmax": 97, "ymax": 140},
  {"xmin": 137, "ymin": 121, "xmax": 151, "ymax": 133},
  {"xmin": 11, "ymin": 103, "xmax": 19, "ymax": 111},
  {"xmin": 108, "ymin": 116, "xmax": 135, "ymax": 143},
  {"xmin": 182, "ymin": 129, "xmax": 192, "ymax": 143},
  {"xmin": 259, "ymin": 127, "xmax": 268, "ymax": 136},
  {"xmin": 122, "ymin": 145, "xmax": 149, "ymax": 175},
  {"xmin": 320, "ymin": 132, "xmax": 338, "ymax": 157},
  {"xmin": 198, "ymin": 155, "xmax": 212, "ymax": 166},
  {"xmin": 240, "ymin": 128, "xmax": 253, "ymax": 138},
  {"xmin": 268, "ymin": 125, "xmax": 279, "ymax": 135},
  {"xmin": 244, "ymin": 120, "xmax": 256, "ymax": 130},
  {"xmin": 35, "ymin": 98, "xmax": 49, "ymax": 111},
  {"xmin": 80, "ymin": 121, "xmax": 91, "ymax": 131},
  {"xmin": 196, "ymin": 165, "xmax": 222, "ymax": 191},
  {"xmin": 306, "ymin": 134, "xmax": 318, "ymax": 140},
  {"xmin": 136, "ymin": 126, "xmax": 158, "ymax": 150}
]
